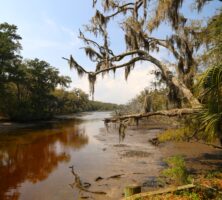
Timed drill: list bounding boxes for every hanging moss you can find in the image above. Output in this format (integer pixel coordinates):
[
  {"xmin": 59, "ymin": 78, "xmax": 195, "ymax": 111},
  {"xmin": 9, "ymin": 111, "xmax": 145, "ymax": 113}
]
[
  {"xmin": 93, "ymin": 10, "xmax": 109, "ymax": 27},
  {"xmin": 88, "ymin": 73, "xmax": 97, "ymax": 100},
  {"xmin": 84, "ymin": 46, "xmax": 102, "ymax": 62},
  {"xmin": 69, "ymin": 55, "xmax": 85, "ymax": 77}
]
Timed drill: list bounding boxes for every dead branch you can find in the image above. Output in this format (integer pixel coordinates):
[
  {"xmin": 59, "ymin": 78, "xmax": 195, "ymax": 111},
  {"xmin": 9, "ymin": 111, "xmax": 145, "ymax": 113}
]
[
  {"xmin": 104, "ymin": 108, "xmax": 198, "ymax": 123},
  {"xmin": 69, "ymin": 165, "xmax": 106, "ymax": 195},
  {"xmin": 122, "ymin": 183, "xmax": 195, "ymax": 200}
]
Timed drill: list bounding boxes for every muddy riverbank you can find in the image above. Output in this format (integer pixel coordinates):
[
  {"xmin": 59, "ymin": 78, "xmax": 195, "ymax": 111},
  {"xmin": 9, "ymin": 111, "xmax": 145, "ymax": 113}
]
[{"xmin": 0, "ymin": 112, "xmax": 221, "ymax": 200}]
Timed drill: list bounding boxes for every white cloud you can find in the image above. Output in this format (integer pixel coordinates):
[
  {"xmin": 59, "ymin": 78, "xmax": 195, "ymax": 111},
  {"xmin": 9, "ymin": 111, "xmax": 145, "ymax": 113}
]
[{"xmin": 71, "ymin": 62, "xmax": 156, "ymax": 104}]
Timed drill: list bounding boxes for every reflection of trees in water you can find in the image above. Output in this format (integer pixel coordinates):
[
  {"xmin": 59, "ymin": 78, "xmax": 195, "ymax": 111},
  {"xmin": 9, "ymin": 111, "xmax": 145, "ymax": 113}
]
[{"xmin": 0, "ymin": 121, "xmax": 88, "ymax": 200}]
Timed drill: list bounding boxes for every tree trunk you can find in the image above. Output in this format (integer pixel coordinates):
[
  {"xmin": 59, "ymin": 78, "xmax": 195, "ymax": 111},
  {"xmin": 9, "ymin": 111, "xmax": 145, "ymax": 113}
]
[
  {"xmin": 144, "ymin": 55, "xmax": 201, "ymax": 109},
  {"xmin": 171, "ymin": 77, "xmax": 200, "ymax": 108}
]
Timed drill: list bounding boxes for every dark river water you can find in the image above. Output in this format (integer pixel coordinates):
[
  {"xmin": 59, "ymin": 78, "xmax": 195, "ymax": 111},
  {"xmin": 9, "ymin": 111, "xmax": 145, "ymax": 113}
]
[
  {"xmin": 1, "ymin": 112, "xmax": 220, "ymax": 200},
  {"xmin": 0, "ymin": 112, "xmax": 112, "ymax": 200}
]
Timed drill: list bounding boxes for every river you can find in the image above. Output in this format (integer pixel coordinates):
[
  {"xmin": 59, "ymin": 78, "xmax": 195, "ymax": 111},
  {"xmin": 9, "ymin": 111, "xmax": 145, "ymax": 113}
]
[
  {"xmin": 0, "ymin": 112, "xmax": 221, "ymax": 200},
  {"xmin": 0, "ymin": 112, "xmax": 118, "ymax": 200}
]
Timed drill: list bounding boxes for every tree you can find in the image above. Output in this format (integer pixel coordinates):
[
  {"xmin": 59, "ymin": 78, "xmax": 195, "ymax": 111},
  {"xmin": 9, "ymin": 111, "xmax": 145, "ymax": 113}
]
[
  {"xmin": 0, "ymin": 57, "xmax": 71, "ymax": 120},
  {"xmin": 0, "ymin": 23, "xmax": 24, "ymax": 117},
  {"xmin": 0, "ymin": 23, "xmax": 22, "ymax": 103},
  {"xmin": 0, "ymin": 23, "xmax": 21, "ymax": 65},
  {"xmin": 64, "ymin": 0, "xmax": 217, "ymax": 112},
  {"xmin": 63, "ymin": 0, "xmax": 222, "ymax": 142}
]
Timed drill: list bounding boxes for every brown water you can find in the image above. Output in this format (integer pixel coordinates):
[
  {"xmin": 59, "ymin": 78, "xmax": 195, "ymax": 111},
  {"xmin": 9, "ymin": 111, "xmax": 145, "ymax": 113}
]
[
  {"xmin": 1, "ymin": 112, "xmax": 221, "ymax": 200},
  {"xmin": 0, "ymin": 112, "xmax": 116, "ymax": 200}
]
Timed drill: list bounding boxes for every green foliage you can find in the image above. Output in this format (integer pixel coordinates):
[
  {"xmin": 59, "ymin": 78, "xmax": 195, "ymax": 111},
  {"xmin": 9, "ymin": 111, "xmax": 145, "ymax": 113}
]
[
  {"xmin": 0, "ymin": 23, "xmax": 21, "ymax": 62},
  {"xmin": 89, "ymin": 100, "xmax": 119, "ymax": 111},
  {"xmin": 192, "ymin": 11, "xmax": 222, "ymax": 143},
  {"xmin": 161, "ymin": 156, "xmax": 191, "ymax": 186},
  {"xmin": 202, "ymin": 10, "xmax": 222, "ymax": 64},
  {"xmin": 0, "ymin": 22, "xmax": 119, "ymax": 121},
  {"xmin": 0, "ymin": 58, "xmax": 71, "ymax": 121},
  {"xmin": 0, "ymin": 23, "xmax": 22, "ymax": 93},
  {"xmin": 195, "ymin": 63, "xmax": 222, "ymax": 142},
  {"xmin": 53, "ymin": 88, "xmax": 87, "ymax": 114},
  {"xmin": 53, "ymin": 88, "xmax": 119, "ymax": 114},
  {"xmin": 119, "ymin": 88, "xmax": 168, "ymax": 115},
  {"xmin": 180, "ymin": 191, "xmax": 200, "ymax": 200},
  {"xmin": 205, "ymin": 170, "xmax": 222, "ymax": 179}
]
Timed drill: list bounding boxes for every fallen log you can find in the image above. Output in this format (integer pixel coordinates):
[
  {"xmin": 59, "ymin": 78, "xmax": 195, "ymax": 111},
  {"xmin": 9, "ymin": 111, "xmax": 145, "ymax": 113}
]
[
  {"xmin": 121, "ymin": 183, "xmax": 195, "ymax": 200},
  {"xmin": 104, "ymin": 108, "xmax": 198, "ymax": 124}
]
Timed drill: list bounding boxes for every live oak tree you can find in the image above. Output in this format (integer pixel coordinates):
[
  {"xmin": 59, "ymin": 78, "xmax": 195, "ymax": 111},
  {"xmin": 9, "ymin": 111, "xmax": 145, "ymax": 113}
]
[{"xmin": 64, "ymin": 0, "xmax": 217, "ymax": 114}]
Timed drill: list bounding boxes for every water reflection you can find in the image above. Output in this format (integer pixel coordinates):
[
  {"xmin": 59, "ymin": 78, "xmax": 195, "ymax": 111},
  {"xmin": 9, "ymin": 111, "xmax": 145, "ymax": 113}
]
[{"xmin": 0, "ymin": 119, "xmax": 88, "ymax": 200}]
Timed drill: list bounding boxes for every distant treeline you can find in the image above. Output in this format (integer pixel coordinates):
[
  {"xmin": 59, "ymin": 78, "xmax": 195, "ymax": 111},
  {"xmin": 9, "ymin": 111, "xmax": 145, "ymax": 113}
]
[
  {"xmin": 53, "ymin": 88, "xmax": 119, "ymax": 114},
  {"xmin": 0, "ymin": 23, "xmax": 118, "ymax": 121}
]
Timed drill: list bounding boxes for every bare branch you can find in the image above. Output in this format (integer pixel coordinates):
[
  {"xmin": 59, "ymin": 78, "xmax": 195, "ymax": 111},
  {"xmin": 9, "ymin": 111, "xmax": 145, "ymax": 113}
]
[
  {"xmin": 79, "ymin": 30, "xmax": 102, "ymax": 49},
  {"xmin": 104, "ymin": 108, "xmax": 198, "ymax": 123}
]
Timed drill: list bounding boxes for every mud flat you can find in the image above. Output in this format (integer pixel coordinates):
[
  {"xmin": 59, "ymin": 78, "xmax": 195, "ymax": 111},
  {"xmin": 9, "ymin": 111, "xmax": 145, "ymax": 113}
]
[{"xmin": 89, "ymin": 118, "xmax": 222, "ymax": 200}]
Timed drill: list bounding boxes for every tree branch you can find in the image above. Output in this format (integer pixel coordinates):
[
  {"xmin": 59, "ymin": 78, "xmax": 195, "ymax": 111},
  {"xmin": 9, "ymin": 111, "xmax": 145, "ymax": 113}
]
[
  {"xmin": 95, "ymin": 56, "xmax": 146, "ymax": 75},
  {"xmin": 104, "ymin": 108, "xmax": 198, "ymax": 123},
  {"xmin": 62, "ymin": 49, "xmax": 148, "ymax": 75},
  {"xmin": 62, "ymin": 56, "xmax": 89, "ymax": 74},
  {"xmin": 105, "ymin": 1, "xmax": 143, "ymax": 19}
]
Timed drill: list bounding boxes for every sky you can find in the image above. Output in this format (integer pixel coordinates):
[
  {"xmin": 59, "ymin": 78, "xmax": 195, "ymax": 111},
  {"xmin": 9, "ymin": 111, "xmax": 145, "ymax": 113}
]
[{"xmin": 0, "ymin": 0, "xmax": 221, "ymax": 104}]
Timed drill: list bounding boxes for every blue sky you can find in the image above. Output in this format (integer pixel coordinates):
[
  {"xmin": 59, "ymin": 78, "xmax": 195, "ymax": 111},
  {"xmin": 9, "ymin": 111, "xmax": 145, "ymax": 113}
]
[{"xmin": 0, "ymin": 0, "xmax": 221, "ymax": 103}]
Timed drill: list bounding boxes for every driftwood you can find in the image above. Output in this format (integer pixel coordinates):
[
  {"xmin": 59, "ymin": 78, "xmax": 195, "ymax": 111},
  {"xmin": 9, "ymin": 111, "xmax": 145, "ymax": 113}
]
[
  {"xmin": 122, "ymin": 184, "xmax": 195, "ymax": 200},
  {"xmin": 104, "ymin": 108, "xmax": 198, "ymax": 124},
  {"xmin": 69, "ymin": 166, "xmax": 106, "ymax": 195},
  {"xmin": 107, "ymin": 174, "xmax": 124, "ymax": 179}
]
